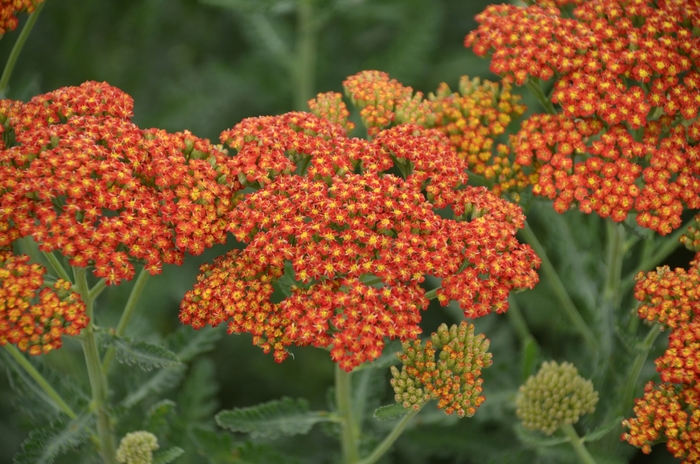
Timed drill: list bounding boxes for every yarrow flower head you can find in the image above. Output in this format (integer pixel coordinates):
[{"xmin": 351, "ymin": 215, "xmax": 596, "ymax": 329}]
[
  {"xmin": 180, "ymin": 107, "xmax": 539, "ymax": 371},
  {"xmin": 0, "ymin": 0, "xmax": 43, "ymax": 36},
  {"xmin": 624, "ymin": 256, "xmax": 700, "ymax": 462},
  {"xmin": 115, "ymin": 431, "xmax": 159, "ymax": 464},
  {"xmin": 465, "ymin": 0, "xmax": 700, "ymax": 234},
  {"xmin": 0, "ymin": 81, "xmax": 241, "ymax": 285},
  {"xmin": 0, "ymin": 251, "xmax": 87, "ymax": 355},
  {"xmin": 622, "ymin": 381, "xmax": 700, "ymax": 462},
  {"xmin": 516, "ymin": 360, "xmax": 598, "ymax": 435},
  {"xmin": 390, "ymin": 322, "xmax": 492, "ymax": 417}
]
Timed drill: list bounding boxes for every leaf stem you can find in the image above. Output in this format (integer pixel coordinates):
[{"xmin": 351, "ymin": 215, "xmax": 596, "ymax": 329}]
[
  {"xmin": 293, "ymin": 0, "xmax": 316, "ymax": 110},
  {"xmin": 561, "ymin": 424, "xmax": 598, "ymax": 464},
  {"xmin": 0, "ymin": 0, "xmax": 46, "ymax": 97},
  {"xmin": 525, "ymin": 78, "xmax": 557, "ymax": 115},
  {"xmin": 102, "ymin": 267, "xmax": 150, "ymax": 371},
  {"xmin": 75, "ymin": 267, "xmax": 117, "ymax": 464},
  {"xmin": 599, "ymin": 222, "xmax": 625, "ymax": 369},
  {"xmin": 42, "ymin": 250, "xmax": 73, "ymax": 284},
  {"xmin": 336, "ymin": 365, "xmax": 360, "ymax": 464},
  {"xmin": 2, "ymin": 344, "xmax": 78, "ymax": 419},
  {"xmin": 357, "ymin": 409, "xmax": 419, "ymax": 464},
  {"xmin": 521, "ymin": 222, "xmax": 598, "ymax": 349}
]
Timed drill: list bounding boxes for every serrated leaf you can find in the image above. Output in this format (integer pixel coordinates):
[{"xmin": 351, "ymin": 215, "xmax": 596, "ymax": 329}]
[
  {"xmin": 166, "ymin": 325, "xmax": 223, "ymax": 363},
  {"xmin": 178, "ymin": 358, "xmax": 219, "ymax": 424},
  {"xmin": 13, "ymin": 413, "xmax": 94, "ymax": 464},
  {"xmin": 583, "ymin": 416, "xmax": 624, "ymax": 442},
  {"xmin": 143, "ymin": 399, "xmax": 178, "ymax": 437},
  {"xmin": 103, "ymin": 334, "xmax": 180, "ymax": 371},
  {"xmin": 121, "ymin": 365, "xmax": 187, "ymax": 409},
  {"xmin": 189, "ymin": 427, "xmax": 239, "ymax": 464},
  {"xmin": 514, "ymin": 424, "xmax": 570, "ymax": 448},
  {"xmin": 215, "ymin": 397, "xmax": 331, "ymax": 440},
  {"xmin": 373, "ymin": 404, "xmax": 411, "ymax": 421},
  {"xmin": 153, "ymin": 447, "xmax": 185, "ymax": 464}
]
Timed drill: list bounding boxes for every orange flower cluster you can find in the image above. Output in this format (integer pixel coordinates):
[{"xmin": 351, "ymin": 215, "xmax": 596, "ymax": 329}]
[
  {"xmin": 0, "ymin": 82, "xmax": 241, "ymax": 284},
  {"xmin": 466, "ymin": 0, "xmax": 700, "ymax": 235},
  {"xmin": 0, "ymin": 252, "xmax": 87, "ymax": 355},
  {"xmin": 0, "ymin": 0, "xmax": 43, "ymax": 36},
  {"xmin": 180, "ymin": 111, "xmax": 539, "ymax": 371},
  {"xmin": 623, "ymin": 257, "xmax": 700, "ymax": 461},
  {"xmin": 342, "ymin": 71, "xmax": 529, "ymax": 200},
  {"xmin": 390, "ymin": 322, "xmax": 492, "ymax": 417}
]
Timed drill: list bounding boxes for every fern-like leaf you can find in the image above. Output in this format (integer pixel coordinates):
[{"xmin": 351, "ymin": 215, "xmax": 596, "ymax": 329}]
[
  {"xmin": 13, "ymin": 413, "xmax": 94, "ymax": 464},
  {"xmin": 103, "ymin": 333, "xmax": 180, "ymax": 371},
  {"xmin": 143, "ymin": 399, "xmax": 178, "ymax": 438},
  {"xmin": 120, "ymin": 365, "xmax": 187, "ymax": 409},
  {"xmin": 165, "ymin": 325, "xmax": 223, "ymax": 363},
  {"xmin": 153, "ymin": 447, "xmax": 185, "ymax": 464},
  {"xmin": 373, "ymin": 404, "xmax": 411, "ymax": 421},
  {"xmin": 215, "ymin": 397, "xmax": 331, "ymax": 440}
]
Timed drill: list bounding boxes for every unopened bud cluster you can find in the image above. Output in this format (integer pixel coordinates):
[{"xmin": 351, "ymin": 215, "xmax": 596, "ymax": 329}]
[
  {"xmin": 390, "ymin": 322, "xmax": 492, "ymax": 417},
  {"xmin": 516, "ymin": 361, "xmax": 598, "ymax": 435},
  {"xmin": 115, "ymin": 431, "xmax": 159, "ymax": 464}
]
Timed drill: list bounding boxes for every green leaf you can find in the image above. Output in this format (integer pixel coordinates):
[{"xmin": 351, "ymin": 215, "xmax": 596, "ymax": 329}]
[
  {"xmin": 373, "ymin": 404, "xmax": 411, "ymax": 421},
  {"xmin": 583, "ymin": 416, "xmax": 624, "ymax": 442},
  {"xmin": 143, "ymin": 399, "xmax": 178, "ymax": 438},
  {"xmin": 189, "ymin": 427, "xmax": 239, "ymax": 464},
  {"xmin": 215, "ymin": 397, "xmax": 332, "ymax": 440},
  {"xmin": 177, "ymin": 358, "xmax": 219, "ymax": 424},
  {"xmin": 103, "ymin": 333, "xmax": 181, "ymax": 371},
  {"xmin": 166, "ymin": 325, "xmax": 224, "ymax": 363},
  {"xmin": 13, "ymin": 413, "xmax": 94, "ymax": 464},
  {"xmin": 514, "ymin": 424, "xmax": 570, "ymax": 448},
  {"xmin": 153, "ymin": 447, "xmax": 185, "ymax": 464},
  {"xmin": 120, "ymin": 365, "xmax": 187, "ymax": 409}
]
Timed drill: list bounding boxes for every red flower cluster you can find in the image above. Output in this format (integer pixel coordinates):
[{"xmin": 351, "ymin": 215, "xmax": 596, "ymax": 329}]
[
  {"xmin": 0, "ymin": 252, "xmax": 87, "ymax": 355},
  {"xmin": 465, "ymin": 0, "xmax": 700, "ymax": 235},
  {"xmin": 0, "ymin": 0, "xmax": 43, "ymax": 36},
  {"xmin": 623, "ymin": 257, "xmax": 700, "ymax": 461},
  {"xmin": 180, "ymin": 111, "xmax": 539, "ymax": 371},
  {"xmin": 390, "ymin": 321, "xmax": 492, "ymax": 417},
  {"xmin": 0, "ymin": 82, "xmax": 241, "ymax": 284}
]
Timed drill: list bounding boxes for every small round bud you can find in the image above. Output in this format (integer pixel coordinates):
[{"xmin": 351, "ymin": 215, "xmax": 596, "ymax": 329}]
[
  {"xmin": 516, "ymin": 361, "xmax": 598, "ymax": 435},
  {"xmin": 116, "ymin": 431, "xmax": 159, "ymax": 464}
]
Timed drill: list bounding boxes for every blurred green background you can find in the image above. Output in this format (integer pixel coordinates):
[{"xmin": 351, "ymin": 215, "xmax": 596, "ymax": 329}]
[{"xmin": 0, "ymin": 0, "xmax": 685, "ymax": 462}]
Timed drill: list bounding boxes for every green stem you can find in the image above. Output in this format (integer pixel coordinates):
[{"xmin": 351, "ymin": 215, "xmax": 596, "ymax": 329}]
[
  {"xmin": 357, "ymin": 409, "xmax": 419, "ymax": 464},
  {"xmin": 74, "ymin": 267, "xmax": 117, "ymax": 464},
  {"xmin": 88, "ymin": 278, "xmax": 107, "ymax": 302},
  {"xmin": 507, "ymin": 295, "xmax": 537, "ymax": 347},
  {"xmin": 599, "ymin": 222, "xmax": 625, "ymax": 368},
  {"xmin": 0, "ymin": 0, "xmax": 46, "ymax": 97},
  {"xmin": 102, "ymin": 268, "xmax": 150, "ymax": 371},
  {"xmin": 3, "ymin": 344, "xmax": 77, "ymax": 419},
  {"xmin": 336, "ymin": 365, "xmax": 360, "ymax": 464},
  {"xmin": 525, "ymin": 78, "xmax": 557, "ymax": 115},
  {"xmin": 521, "ymin": 222, "xmax": 598, "ymax": 349},
  {"xmin": 42, "ymin": 251, "xmax": 73, "ymax": 284},
  {"xmin": 621, "ymin": 223, "xmax": 688, "ymax": 293},
  {"xmin": 618, "ymin": 324, "xmax": 662, "ymax": 419},
  {"xmin": 293, "ymin": 0, "xmax": 316, "ymax": 110},
  {"xmin": 561, "ymin": 424, "xmax": 598, "ymax": 464}
]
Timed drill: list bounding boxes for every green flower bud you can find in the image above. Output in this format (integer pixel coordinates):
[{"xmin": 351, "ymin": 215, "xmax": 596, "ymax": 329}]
[
  {"xmin": 116, "ymin": 431, "xmax": 159, "ymax": 464},
  {"xmin": 516, "ymin": 361, "xmax": 598, "ymax": 436}
]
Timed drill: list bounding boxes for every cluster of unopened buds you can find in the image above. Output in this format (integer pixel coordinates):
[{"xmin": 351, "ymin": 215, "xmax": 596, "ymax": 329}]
[
  {"xmin": 622, "ymin": 256, "xmax": 700, "ymax": 462},
  {"xmin": 516, "ymin": 360, "xmax": 598, "ymax": 436},
  {"xmin": 390, "ymin": 321, "xmax": 493, "ymax": 417}
]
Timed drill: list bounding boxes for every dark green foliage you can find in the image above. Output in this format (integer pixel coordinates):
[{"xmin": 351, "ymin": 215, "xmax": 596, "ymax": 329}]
[
  {"xmin": 101, "ymin": 333, "xmax": 181, "ymax": 371},
  {"xmin": 13, "ymin": 414, "xmax": 94, "ymax": 464},
  {"xmin": 216, "ymin": 397, "xmax": 332, "ymax": 440}
]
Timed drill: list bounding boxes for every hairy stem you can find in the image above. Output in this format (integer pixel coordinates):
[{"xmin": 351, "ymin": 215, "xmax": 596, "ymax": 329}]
[
  {"xmin": 336, "ymin": 365, "xmax": 360, "ymax": 464},
  {"xmin": 526, "ymin": 78, "xmax": 557, "ymax": 115},
  {"xmin": 357, "ymin": 409, "xmax": 419, "ymax": 464},
  {"xmin": 561, "ymin": 424, "xmax": 598, "ymax": 464},
  {"xmin": 75, "ymin": 267, "xmax": 117, "ymax": 464},
  {"xmin": 521, "ymin": 222, "xmax": 598, "ymax": 349},
  {"xmin": 102, "ymin": 267, "xmax": 150, "ymax": 371},
  {"xmin": 599, "ymin": 222, "xmax": 625, "ymax": 369},
  {"xmin": 42, "ymin": 251, "xmax": 73, "ymax": 284},
  {"xmin": 0, "ymin": 0, "xmax": 46, "ymax": 97},
  {"xmin": 293, "ymin": 0, "xmax": 316, "ymax": 110},
  {"xmin": 3, "ymin": 344, "xmax": 77, "ymax": 419}
]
